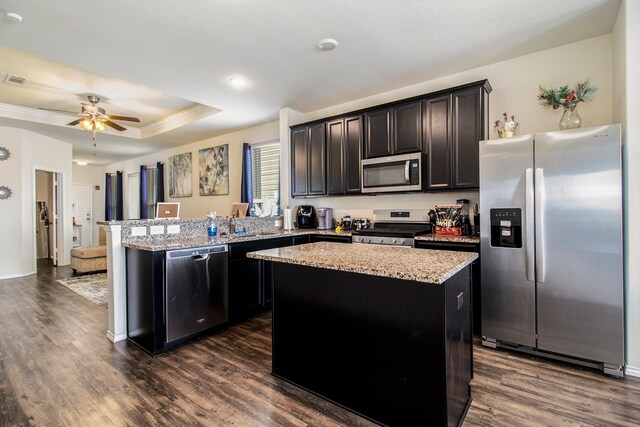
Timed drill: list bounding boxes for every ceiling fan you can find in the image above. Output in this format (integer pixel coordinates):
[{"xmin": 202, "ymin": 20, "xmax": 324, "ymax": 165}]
[{"xmin": 40, "ymin": 95, "xmax": 140, "ymax": 141}]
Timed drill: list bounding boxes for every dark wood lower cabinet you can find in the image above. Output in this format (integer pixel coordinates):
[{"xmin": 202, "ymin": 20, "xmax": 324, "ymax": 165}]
[
  {"xmin": 415, "ymin": 240, "xmax": 481, "ymax": 334},
  {"xmin": 229, "ymin": 236, "xmax": 308, "ymax": 321},
  {"xmin": 309, "ymin": 234, "xmax": 351, "ymax": 243},
  {"xmin": 271, "ymin": 262, "xmax": 472, "ymax": 426}
]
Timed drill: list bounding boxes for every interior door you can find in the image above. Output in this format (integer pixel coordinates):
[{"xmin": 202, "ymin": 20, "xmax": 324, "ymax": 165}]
[
  {"xmin": 51, "ymin": 173, "xmax": 58, "ymax": 266},
  {"xmin": 479, "ymin": 135, "xmax": 535, "ymax": 347},
  {"xmin": 534, "ymin": 125, "xmax": 624, "ymax": 366},
  {"xmin": 73, "ymin": 184, "xmax": 92, "ymax": 246}
]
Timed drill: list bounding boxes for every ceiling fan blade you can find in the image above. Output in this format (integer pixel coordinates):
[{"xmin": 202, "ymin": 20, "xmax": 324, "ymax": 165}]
[
  {"xmin": 104, "ymin": 120, "xmax": 127, "ymax": 131},
  {"xmin": 39, "ymin": 107, "xmax": 82, "ymax": 116},
  {"xmin": 108, "ymin": 115, "xmax": 140, "ymax": 123},
  {"xmin": 66, "ymin": 118, "xmax": 83, "ymax": 126}
]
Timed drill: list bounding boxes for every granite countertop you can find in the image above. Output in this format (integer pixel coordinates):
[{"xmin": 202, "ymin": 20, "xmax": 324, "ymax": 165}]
[
  {"xmin": 123, "ymin": 229, "xmax": 352, "ymax": 251},
  {"xmin": 247, "ymin": 242, "xmax": 478, "ymax": 284},
  {"xmin": 414, "ymin": 234, "xmax": 480, "ymax": 244}
]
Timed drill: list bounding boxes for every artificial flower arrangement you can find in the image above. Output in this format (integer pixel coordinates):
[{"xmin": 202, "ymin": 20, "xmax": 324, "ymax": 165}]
[
  {"xmin": 537, "ymin": 79, "xmax": 597, "ymax": 111},
  {"xmin": 494, "ymin": 112, "xmax": 519, "ymax": 138}
]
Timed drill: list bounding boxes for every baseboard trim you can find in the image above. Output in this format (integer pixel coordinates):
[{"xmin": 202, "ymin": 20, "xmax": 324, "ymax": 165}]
[
  {"xmin": 106, "ymin": 331, "xmax": 127, "ymax": 343},
  {"xmin": 0, "ymin": 270, "xmax": 35, "ymax": 280},
  {"xmin": 626, "ymin": 365, "xmax": 640, "ymax": 378}
]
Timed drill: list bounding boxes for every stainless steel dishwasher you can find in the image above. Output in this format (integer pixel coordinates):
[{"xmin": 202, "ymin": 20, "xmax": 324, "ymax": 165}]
[{"xmin": 165, "ymin": 244, "xmax": 228, "ymax": 343}]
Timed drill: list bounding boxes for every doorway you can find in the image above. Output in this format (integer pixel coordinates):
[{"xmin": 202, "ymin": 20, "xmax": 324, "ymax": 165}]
[
  {"xmin": 72, "ymin": 184, "xmax": 93, "ymax": 247},
  {"xmin": 35, "ymin": 170, "xmax": 62, "ymax": 267}
]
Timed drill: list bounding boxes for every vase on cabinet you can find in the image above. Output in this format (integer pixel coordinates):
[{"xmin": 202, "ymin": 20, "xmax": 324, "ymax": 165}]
[{"xmin": 559, "ymin": 107, "xmax": 582, "ymax": 130}]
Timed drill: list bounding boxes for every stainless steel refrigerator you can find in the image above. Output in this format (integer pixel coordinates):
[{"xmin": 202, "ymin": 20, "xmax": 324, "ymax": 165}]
[{"xmin": 479, "ymin": 124, "xmax": 624, "ymax": 376}]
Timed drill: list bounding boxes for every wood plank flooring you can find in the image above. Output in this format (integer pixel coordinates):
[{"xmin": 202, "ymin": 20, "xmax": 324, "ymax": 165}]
[{"xmin": 1, "ymin": 259, "xmax": 639, "ymax": 426}]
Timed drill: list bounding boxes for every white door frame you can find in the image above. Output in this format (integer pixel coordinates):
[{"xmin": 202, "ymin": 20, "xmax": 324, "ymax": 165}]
[{"xmin": 33, "ymin": 167, "xmax": 66, "ymax": 271}]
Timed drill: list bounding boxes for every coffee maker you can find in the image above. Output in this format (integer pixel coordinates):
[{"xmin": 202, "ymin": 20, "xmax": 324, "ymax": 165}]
[
  {"xmin": 316, "ymin": 208, "xmax": 333, "ymax": 230},
  {"xmin": 296, "ymin": 205, "xmax": 316, "ymax": 229}
]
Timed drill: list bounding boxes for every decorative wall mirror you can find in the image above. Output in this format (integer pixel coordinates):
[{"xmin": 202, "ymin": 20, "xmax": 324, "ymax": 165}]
[
  {"xmin": 0, "ymin": 146, "xmax": 10, "ymax": 161},
  {"xmin": 0, "ymin": 186, "xmax": 12, "ymax": 200}
]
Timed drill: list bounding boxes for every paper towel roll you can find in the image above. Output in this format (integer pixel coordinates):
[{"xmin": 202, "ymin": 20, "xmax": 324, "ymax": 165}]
[{"xmin": 283, "ymin": 208, "xmax": 294, "ymax": 230}]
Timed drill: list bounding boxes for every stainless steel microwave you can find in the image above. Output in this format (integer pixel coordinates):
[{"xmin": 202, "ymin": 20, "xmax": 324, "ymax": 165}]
[{"xmin": 361, "ymin": 152, "xmax": 425, "ymax": 193}]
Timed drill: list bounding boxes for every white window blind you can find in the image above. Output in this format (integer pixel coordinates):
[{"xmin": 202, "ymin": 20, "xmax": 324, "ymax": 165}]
[
  {"xmin": 251, "ymin": 142, "xmax": 280, "ymax": 201},
  {"xmin": 146, "ymin": 167, "xmax": 158, "ymax": 218}
]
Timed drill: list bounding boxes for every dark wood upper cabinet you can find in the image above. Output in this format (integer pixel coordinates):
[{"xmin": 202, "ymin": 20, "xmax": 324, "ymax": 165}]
[
  {"xmin": 308, "ymin": 123, "xmax": 326, "ymax": 195},
  {"xmin": 292, "ymin": 80, "xmax": 490, "ymax": 196},
  {"xmin": 291, "ymin": 127, "xmax": 308, "ymax": 196},
  {"xmin": 452, "ymin": 87, "xmax": 483, "ymax": 188},
  {"xmin": 327, "ymin": 116, "xmax": 362, "ymax": 195},
  {"xmin": 424, "ymin": 95, "xmax": 453, "ymax": 190},
  {"xmin": 365, "ymin": 102, "xmax": 422, "ymax": 158},
  {"xmin": 290, "ymin": 123, "xmax": 326, "ymax": 197},
  {"xmin": 393, "ymin": 101, "xmax": 422, "ymax": 154},
  {"xmin": 423, "ymin": 82, "xmax": 489, "ymax": 190},
  {"xmin": 364, "ymin": 109, "xmax": 393, "ymax": 158}
]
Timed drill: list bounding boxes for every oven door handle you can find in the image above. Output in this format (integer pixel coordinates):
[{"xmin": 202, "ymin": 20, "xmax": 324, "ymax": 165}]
[{"xmin": 404, "ymin": 161, "xmax": 410, "ymax": 183}]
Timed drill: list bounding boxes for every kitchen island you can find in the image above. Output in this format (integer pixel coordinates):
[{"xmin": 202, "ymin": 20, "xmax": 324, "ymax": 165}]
[{"xmin": 248, "ymin": 242, "xmax": 477, "ymax": 426}]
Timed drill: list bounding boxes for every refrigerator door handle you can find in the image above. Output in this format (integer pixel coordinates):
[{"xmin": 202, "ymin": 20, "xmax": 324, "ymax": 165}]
[
  {"xmin": 535, "ymin": 167, "xmax": 546, "ymax": 283},
  {"xmin": 525, "ymin": 168, "xmax": 535, "ymax": 282}
]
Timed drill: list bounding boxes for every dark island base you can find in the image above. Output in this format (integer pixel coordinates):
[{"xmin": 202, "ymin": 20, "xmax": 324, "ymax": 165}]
[{"xmin": 271, "ymin": 263, "xmax": 472, "ymax": 426}]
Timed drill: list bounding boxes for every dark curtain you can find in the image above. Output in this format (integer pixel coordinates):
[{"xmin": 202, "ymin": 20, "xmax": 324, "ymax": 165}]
[
  {"xmin": 140, "ymin": 165, "xmax": 148, "ymax": 219},
  {"xmin": 104, "ymin": 173, "xmax": 112, "ymax": 221},
  {"xmin": 156, "ymin": 162, "xmax": 165, "ymax": 203},
  {"xmin": 115, "ymin": 171, "xmax": 124, "ymax": 220},
  {"xmin": 240, "ymin": 143, "xmax": 252, "ymax": 205}
]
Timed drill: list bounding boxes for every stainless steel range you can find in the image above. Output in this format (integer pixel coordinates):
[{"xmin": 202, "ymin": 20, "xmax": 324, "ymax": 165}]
[{"xmin": 351, "ymin": 209, "xmax": 432, "ymax": 247}]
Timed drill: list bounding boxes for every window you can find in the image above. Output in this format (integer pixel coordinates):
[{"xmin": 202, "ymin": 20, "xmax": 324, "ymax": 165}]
[
  {"xmin": 145, "ymin": 167, "xmax": 158, "ymax": 219},
  {"xmin": 251, "ymin": 141, "xmax": 280, "ymax": 202}
]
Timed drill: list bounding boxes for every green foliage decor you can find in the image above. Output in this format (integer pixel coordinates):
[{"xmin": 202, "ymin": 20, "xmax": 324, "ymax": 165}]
[{"xmin": 538, "ymin": 79, "xmax": 598, "ymax": 110}]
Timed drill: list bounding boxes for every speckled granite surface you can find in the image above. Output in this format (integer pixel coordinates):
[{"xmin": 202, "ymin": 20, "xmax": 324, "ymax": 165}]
[
  {"xmin": 247, "ymin": 242, "xmax": 477, "ymax": 284},
  {"xmin": 123, "ymin": 229, "xmax": 352, "ymax": 251},
  {"xmin": 414, "ymin": 234, "xmax": 480, "ymax": 244}
]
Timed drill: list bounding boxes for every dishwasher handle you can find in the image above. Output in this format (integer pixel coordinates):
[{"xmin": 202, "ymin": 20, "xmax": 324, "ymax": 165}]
[{"xmin": 192, "ymin": 254, "xmax": 210, "ymax": 261}]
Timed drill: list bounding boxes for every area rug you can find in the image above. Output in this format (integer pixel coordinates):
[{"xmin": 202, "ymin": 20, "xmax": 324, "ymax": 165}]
[{"xmin": 56, "ymin": 273, "xmax": 108, "ymax": 305}]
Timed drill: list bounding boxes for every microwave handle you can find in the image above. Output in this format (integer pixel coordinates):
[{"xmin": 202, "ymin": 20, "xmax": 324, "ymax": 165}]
[{"xmin": 404, "ymin": 161, "xmax": 410, "ymax": 183}]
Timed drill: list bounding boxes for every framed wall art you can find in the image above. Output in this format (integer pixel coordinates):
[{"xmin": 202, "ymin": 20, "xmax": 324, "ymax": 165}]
[
  {"xmin": 199, "ymin": 144, "xmax": 229, "ymax": 196},
  {"xmin": 168, "ymin": 152, "xmax": 192, "ymax": 198}
]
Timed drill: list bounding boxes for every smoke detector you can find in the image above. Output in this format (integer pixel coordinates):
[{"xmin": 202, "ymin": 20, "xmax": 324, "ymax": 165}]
[
  {"xmin": 318, "ymin": 38, "xmax": 339, "ymax": 50},
  {"xmin": 4, "ymin": 74, "xmax": 25, "ymax": 86}
]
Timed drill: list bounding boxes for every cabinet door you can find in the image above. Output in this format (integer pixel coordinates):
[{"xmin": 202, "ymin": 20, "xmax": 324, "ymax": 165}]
[
  {"xmin": 424, "ymin": 95, "xmax": 452, "ymax": 190},
  {"xmin": 228, "ymin": 258, "xmax": 262, "ymax": 321},
  {"xmin": 345, "ymin": 116, "xmax": 362, "ymax": 193},
  {"xmin": 308, "ymin": 123, "xmax": 326, "ymax": 195},
  {"xmin": 393, "ymin": 101, "xmax": 422, "ymax": 154},
  {"xmin": 291, "ymin": 127, "xmax": 308, "ymax": 196},
  {"xmin": 327, "ymin": 119, "xmax": 345, "ymax": 195},
  {"xmin": 452, "ymin": 87, "xmax": 482, "ymax": 188},
  {"xmin": 364, "ymin": 108, "xmax": 393, "ymax": 158}
]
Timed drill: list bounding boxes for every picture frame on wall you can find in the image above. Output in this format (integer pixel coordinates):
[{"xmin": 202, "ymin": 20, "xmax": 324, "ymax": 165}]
[
  {"xmin": 199, "ymin": 144, "xmax": 229, "ymax": 196},
  {"xmin": 168, "ymin": 152, "xmax": 193, "ymax": 198}
]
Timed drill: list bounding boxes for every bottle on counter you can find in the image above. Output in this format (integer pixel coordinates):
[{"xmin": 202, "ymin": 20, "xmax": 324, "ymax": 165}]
[{"xmin": 207, "ymin": 211, "xmax": 218, "ymax": 241}]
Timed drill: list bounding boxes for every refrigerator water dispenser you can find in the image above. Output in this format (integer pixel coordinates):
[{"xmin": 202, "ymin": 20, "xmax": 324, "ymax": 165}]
[{"xmin": 490, "ymin": 208, "xmax": 522, "ymax": 248}]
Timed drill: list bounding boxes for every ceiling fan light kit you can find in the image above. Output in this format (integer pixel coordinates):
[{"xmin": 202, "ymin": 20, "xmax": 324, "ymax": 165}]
[{"xmin": 39, "ymin": 95, "xmax": 140, "ymax": 142}]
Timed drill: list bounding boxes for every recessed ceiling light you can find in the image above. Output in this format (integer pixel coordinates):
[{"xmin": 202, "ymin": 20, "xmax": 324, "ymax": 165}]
[
  {"xmin": 318, "ymin": 38, "xmax": 339, "ymax": 51},
  {"xmin": 5, "ymin": 12, "xmax": 23, "ymax": 23},
  {"xmin": 228, "ymin": 76, "xmax": 247, "ymax": 89},
  {"xmin": 76, "ymin": 161, "xmax": 88, "ymax": 166}
]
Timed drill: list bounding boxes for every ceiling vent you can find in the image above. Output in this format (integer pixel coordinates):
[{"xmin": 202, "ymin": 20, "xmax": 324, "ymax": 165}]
[{"xmin": 4, "ymin": 74, "xmax": 25, "ymax": 86}]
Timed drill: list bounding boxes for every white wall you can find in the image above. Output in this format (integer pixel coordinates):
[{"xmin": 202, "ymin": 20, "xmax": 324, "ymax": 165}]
[
  {"xmin": 614, "ymin": 0, "xmax": 640, "ymax": 375},
  {"xmin": 106, "ymin": 121, "xmax": 279, "ymax": 220},
  {"xmin": 281, "ymin": 34, "xmax": 613, "ymax": 221},
  {"xmin": 0, "ymin": 126, "xmax": 73, "ymax": 279},
  {"xmin": 72, "ymin": 164, "xmax": 106, "ymax": 244}
]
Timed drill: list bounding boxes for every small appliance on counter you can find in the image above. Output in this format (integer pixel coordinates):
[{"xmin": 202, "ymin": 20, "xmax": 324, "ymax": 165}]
[
  {"xmin": 296, "ymin": 205, "xmax": 316, "ymax": 229},
  {"xmin": 340, "ymin": 215, "xmax": 352, "ymax": 230},
  {"xmin": 456, "ymin": 199, "xmax": 472, "ymax": 236},
  {"xmin": 316, "ymin": 208, "xmax": 334, "ymax": 230}
]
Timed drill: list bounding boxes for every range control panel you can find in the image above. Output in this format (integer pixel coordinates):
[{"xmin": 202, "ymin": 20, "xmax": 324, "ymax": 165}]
[{"xmin": 490, "ymin": 208, "xmax": 522, "ymax": 248}]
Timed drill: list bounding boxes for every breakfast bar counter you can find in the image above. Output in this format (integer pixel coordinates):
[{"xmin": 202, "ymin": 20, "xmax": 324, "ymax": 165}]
[{"xmin": 248, "ymin": 242, "xmax": 476, "ymax": 426}]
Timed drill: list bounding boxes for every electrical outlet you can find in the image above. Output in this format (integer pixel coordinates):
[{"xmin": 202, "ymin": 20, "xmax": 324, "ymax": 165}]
[
  {"xmin": 167, "ymin": 224, "xmax": 180, "ymax": 234},
  {"xmin": 131, "ymin": 226, "xmax": 147, "ymax": 237},
  {"xmin": 150, "ymin": 225, "xmax": 164, "ymax": 235}
]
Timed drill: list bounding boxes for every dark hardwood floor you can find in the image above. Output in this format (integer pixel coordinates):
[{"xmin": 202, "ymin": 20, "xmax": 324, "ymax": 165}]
[{"xmin": 1, "ymin": 260, "xmax": 639, "ymax": 426}]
